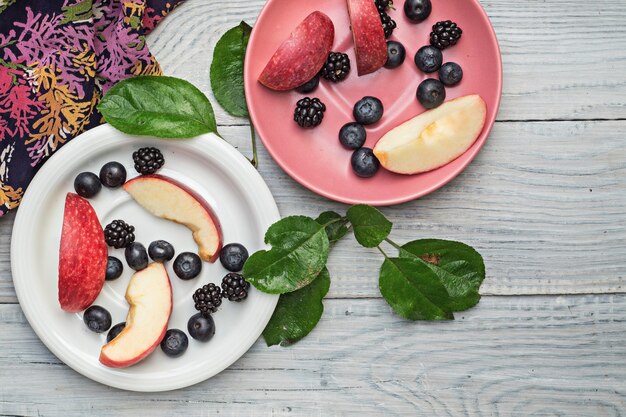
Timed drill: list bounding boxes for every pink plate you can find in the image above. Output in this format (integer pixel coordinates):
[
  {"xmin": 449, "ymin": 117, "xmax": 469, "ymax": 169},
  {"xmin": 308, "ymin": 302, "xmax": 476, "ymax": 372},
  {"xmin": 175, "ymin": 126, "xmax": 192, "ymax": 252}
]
[{"xmin": 244, "ymin": 0, "xmax": 502, "ymax": 206}]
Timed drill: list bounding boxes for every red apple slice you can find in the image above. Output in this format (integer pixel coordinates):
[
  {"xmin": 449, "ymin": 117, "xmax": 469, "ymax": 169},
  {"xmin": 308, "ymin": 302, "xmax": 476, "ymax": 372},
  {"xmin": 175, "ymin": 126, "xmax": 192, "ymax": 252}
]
[
  {"xmin": 374, "ymin": 95, "xmax": 487, "ymax": 174},
  {"xmin": 58, "ymin": 193, "xmax": 107, "ymax": 312},
  {"xmin": 123, "ymin": 174, "xmax": 222, "ymax": 262},
  {"xmin": 258, "ymin": 11, "xmax": 334, "ymax": 91},
  {"xmin": 100, "ymin": 263, "xmax": 172, "ymax": 368},
  {"xmin": 347, "ymin": 0, "xmax": 387, "ymax": 76}
]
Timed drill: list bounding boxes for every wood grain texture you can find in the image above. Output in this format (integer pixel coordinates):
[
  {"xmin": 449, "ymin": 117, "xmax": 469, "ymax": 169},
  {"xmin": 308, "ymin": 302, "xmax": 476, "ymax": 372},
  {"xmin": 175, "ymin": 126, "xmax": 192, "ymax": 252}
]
[
  {"xmin": 2, "ymin": 121, "xmax": 624, "ymax": 302},
  {"xmin": 147, "ymin": 0, "xmax": 626, "ymax": 123},
  {"xmin": 1, "ymin": 295, "xmax": 625, "ymax": 416}
]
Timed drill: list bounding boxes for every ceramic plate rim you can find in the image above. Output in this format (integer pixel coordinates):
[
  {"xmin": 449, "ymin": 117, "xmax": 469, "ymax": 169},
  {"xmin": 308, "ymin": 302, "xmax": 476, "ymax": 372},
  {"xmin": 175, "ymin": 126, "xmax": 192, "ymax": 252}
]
[
  {"xmin": 244, "ymin": 0, "xmax": 502, "ymax": 206},
  {"xmin": 10, "ymin": 124, "xmax": 280, "ymax": 392}
]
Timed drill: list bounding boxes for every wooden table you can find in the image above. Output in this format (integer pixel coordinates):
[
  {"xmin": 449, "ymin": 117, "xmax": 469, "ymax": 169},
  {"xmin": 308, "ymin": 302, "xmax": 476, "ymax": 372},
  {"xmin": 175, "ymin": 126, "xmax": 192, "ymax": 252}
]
[{"xmin": 2, "ymin": 0, "xmax": 625, "ymax": 415}]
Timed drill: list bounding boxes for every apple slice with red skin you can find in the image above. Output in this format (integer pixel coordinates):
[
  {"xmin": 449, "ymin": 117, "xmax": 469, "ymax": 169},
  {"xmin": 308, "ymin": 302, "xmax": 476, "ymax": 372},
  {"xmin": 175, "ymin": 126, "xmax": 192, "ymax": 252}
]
[
  {"xmin": 58, "ymin": 193, "xmax": 107, "ymax": 313},
  {"xmin": 100, "ymin": 262, "xmax": 172, "ymax": 368},
  {"xmin": 347, "ymin": 0, "xmax": 387, "ymax": 76},
  {"xmin": 258, "ymin": 11, "xmax": 335, "ymax": 91},
  {"xmin": 374, "ymin": 95, "xmax": 487, "ymax": 174},
  {"xmin": 123, "ymin": 174, "xmax": 223, "ymax": 262}
]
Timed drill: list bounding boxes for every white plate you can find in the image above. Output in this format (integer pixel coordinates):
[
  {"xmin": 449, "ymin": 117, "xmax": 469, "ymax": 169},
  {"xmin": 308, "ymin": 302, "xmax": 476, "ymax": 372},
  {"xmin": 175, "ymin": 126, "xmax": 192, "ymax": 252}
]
[{"xmin": 11, "ymin": 124, "xmax": 280, "ymax": 392}]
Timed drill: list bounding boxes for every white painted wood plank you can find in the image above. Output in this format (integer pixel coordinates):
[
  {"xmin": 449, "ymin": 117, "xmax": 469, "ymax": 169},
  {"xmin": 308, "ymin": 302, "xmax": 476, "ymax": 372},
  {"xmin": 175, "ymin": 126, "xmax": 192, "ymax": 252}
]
[
  {"xmin": 147, "ymin": 0, "xmax": 626, "ymax": 123},
  {"xmin": 1, "ymin": 121, "xmax": 624, "ymax": 301},
  {"xmin": 0, "ymin": 295, "xmax": 624, "ymax": 416}
]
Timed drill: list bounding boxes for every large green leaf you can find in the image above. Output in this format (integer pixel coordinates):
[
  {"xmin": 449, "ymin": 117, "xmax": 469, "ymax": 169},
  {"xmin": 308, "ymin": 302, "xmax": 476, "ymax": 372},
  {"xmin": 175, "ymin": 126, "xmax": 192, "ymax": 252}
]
[
  {"xmin": 98, "ymin": 76, "xmax": 217, "ymax": 138},
  {"xmin": 315, "ymin": 211, "xmax": 349, "ymax": 243},
  {"xmin": 379, "ymin": 257, "xmax": 454, "ymax": 320},
  {"xmin": 263, "ymin": 268, "xmax": 331, "ymax": 347},
  {"xmin": 346, "ymin": 204, "xmax": 392, "ymax": 248},
  {"xmin": 400, "ymin": 239, "xmax": 485, "ymax": 311},
  {"xmin": 210, "ymin": 21, "xmax": 252, "ymax": 118},
  {"xmin": 243, "ymin": 216, "xmax": 330, "ymax": 294}
]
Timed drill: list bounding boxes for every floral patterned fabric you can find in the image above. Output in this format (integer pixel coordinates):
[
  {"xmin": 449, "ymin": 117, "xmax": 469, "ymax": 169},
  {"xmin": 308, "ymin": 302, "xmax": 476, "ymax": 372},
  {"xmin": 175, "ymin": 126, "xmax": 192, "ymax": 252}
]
[{"xmin": 0, "ymin": 0, "xmax": 183, "ymax": 216}]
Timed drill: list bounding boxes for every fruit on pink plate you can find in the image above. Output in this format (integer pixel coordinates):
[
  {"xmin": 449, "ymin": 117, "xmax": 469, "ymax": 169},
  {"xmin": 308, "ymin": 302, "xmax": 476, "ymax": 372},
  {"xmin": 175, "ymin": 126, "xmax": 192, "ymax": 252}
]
[
  {"xmin": 374, "ymin": 94, "xmax": 487, "ymax": 174},
  {"xmin": 258, "ymin": 11, "xmax": 334, "ymax": 91},
  {"xmin": 123, "ymin": 174, "xmax": 222, "ymax": 262},
  {"xmin": 347, "ymin": 0, "xmax": 387, "ymax": 76},
  {"xmin": 58, "ymin": 193, "xmax": 107, "ymax": 312},
  {"xmin": 100, "ymin": 262, "xmax": 172, "ymax": 368}
]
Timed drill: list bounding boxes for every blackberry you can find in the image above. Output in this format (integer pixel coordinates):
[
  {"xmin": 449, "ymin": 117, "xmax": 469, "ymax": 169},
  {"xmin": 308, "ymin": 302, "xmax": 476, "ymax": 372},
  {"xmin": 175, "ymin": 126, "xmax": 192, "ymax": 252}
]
[
  {"xmin": 375, "ymin": 0, "xmax": 393, "ymax": 13},
  {"xmin": 294, "ymin": 97, "xmax": 326, "ymax": 128},
  {"xmin": 104, "ymin": 220, "xmax": 135, "ymax": 249},
  {"xmin": 321, "ymin": 52, "xmax": 351, "ymax": 82},
  {"xmin": 193, "ymin": 283, "xmax": 222, "ymax": 317},
  {"xmin": 132, "ymin": 147, "xmax": 164, "ymax": 175},
  {"xmin": 379, "ymin": 11, "xmax": 396, "ymax": 38},
  {"xmin": 430, "ymin": 20, "xmax": 462, "ymax": 50},
  {"xmin": 221, "ymin": 273, "xmax": 250, "ymax": 302}
]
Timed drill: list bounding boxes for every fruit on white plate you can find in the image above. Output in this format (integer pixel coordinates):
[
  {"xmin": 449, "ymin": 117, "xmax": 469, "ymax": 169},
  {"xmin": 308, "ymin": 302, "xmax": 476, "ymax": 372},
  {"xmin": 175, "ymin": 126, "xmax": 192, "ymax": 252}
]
[
  {"xmin": 373, "ymin": 94, "xmax": 487, "ymax": 174},
  {"xmin": 258, "ymin": 11, "xmax": 335, "ymax": 91},
  {"xmin": 58, "ymin": 193, "xmax": 107, "ymax": 312},
  {"xmin": 100, "ymin": 262, "xmax": 172, "ymax": 368},
  {"xmin": 123, "ymin": 174, "xmax": 223, "ymax": 262},
  {"xmin": 347, "ymin": 0, "xmax": 387, "ymax": 76}
]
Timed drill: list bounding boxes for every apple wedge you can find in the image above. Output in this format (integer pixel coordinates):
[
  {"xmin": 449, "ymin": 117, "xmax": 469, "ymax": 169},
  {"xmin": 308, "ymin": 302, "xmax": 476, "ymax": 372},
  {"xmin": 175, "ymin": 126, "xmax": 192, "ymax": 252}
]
[
  {"xmin": 374, "ymin": 95, "xmax": 487, "ymax": 174},
  {"xmin": 123, "ymin": 174, "xmax": 222, "ymax": 262},
  {"xmin": 258, "ymin": 11, "xmax": 334, "ymax": 91},
  {"xmin": 58, "ymin": 193, "xmax": 107, "ymax": 312},
  {"xmin": 100, "ymin": 263, "xmax": 172, "ymax": 368},
  {"xmin": 347, "ymin": 0, "xmax": 387, "ymax": 76}
]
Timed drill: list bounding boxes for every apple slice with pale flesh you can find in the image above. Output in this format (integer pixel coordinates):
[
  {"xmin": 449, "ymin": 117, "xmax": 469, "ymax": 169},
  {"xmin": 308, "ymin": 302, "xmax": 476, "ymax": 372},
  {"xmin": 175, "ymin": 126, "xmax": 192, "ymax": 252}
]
[
  {"xmin": 123, "ymin": 174, "xmax": 222, "ymax": 262},
  {"xmin": 58, "ymin": 193, "xmax": 107, "ymax": 312},
  {"xmin": 347, "ymin": 0, "xmax": 388, "ymax": 76},
  {"xmin": 374, "ymin": 95, "xmax": 487, "ymax": 175},
  {"xmin": 258, "ymin": 11, "xmax": 335, "ymax": 91},
  {"xmin": 100, "ymin": 263, "xmax": 172, "ymax": 368}
]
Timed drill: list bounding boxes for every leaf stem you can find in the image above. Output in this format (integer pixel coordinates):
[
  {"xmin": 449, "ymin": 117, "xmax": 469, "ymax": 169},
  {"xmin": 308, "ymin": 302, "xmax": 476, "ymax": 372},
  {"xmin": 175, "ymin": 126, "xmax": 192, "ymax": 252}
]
[
  {"xmin": 376, "ymin": 245, "xmax": 390, "ymax": 259},
  {"xmin": 385, "ymin": 238, "xmax": 402, "ymax": 251},
  {"xmin": 248, "ymin": 120, "xmax": 258, "ymax": 168}
]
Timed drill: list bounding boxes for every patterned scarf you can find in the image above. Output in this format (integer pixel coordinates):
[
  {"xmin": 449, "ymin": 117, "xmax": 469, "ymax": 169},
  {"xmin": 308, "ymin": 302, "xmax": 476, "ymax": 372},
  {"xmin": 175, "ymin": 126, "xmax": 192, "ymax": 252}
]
[{"xmin": 0, "ymin": 0, "xmax": 184, "ymax": 216}]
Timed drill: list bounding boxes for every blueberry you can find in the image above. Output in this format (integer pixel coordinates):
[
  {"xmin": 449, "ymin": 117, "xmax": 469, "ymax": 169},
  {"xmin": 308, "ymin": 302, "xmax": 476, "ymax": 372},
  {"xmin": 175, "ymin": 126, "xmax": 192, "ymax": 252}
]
[
  {"xmin": 353, "ymin": 96, "xmax": 384, "ymax": 125},
  {"xmin": 384, "ymin": 41, "xmax": 406, "ymax": 69},
  {"xmin": 295, "ymin": 74, "xmax": 320, "ymax": 94},
  {"xmin": 414, "ymin": 45, "xmax": 443, "ymax": 73},
  {"xmin": 105, "ymin": 256, "xmax": 123, "ymax": 280},
  {"xmin": 439, "ymin": 62, "xmax": 463, "ymax": 86},
  {"xmin": 148, "ymin": 240, "xmax": 175, "ymax": 263},
  {"xmin": 99, "ymin": 162, "xmax": 127, "ymax": 188},
  {"xmin": 160, "ymin": 329, "xmax": 189, "ymax": 358},
  {"xmin": 74, "ymin": 172, "xmax": 102, "ymax": 198},
  {"xmin": 404, "ymin": 0, "xmax": 431, "ymax": 22},
  {"xmin": 351, "ymin": 147, "xmax": 380, "ymax": 178},
  {"xmin": 219, "ymin": 243, "xmax": 249, "ymax": 272},
  {"xmin": 124, "ymin": 242, "xmax": 149, "ymax": 271},
  {"xmin": 338, "ymin": 122, "xmax": 367, "ymax": 150},
  {"xmin": 173, "ymin": 252, "xmax": 202, "ymax": 280},
  {"xmin": 106, "ymin": 322, "xmax": 126, "ymax": 342},
  {"xmin": 187, "ymin": 313, "xmax": 215, "ymax": 342},
  {"xmin": 417, "ymin": 78, "xmax": 446, "ymax": 109},
  {"xmin": 83, "ymin": 305, "xmax": 112, "ymax": 333}
]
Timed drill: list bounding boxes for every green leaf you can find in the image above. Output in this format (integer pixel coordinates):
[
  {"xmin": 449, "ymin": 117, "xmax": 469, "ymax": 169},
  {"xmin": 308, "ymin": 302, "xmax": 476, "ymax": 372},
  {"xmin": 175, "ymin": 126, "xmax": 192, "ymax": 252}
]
[
  {"xmin": 399, "ymin": 239, "xmax": 485, "ymax": 311},
  {"xmin": 98, "ymin": 76, "xmax": 217, "ymax": 138},
  {"xmin": 346, "ymin": 204, "xmax": 392, "ymax": 248},
  {"xmin": 210, "ymin": 21, "xmax": 251, "ymax": 118},
  {"xmin": 263, "ymin": 268, "xmax": 331, "ymax": 347},
  {"xmin": 243, "ymin": 216, "xmax": 330, "ymax": 294},
  {"xmin": 315, "ymin": 211, "xmax": 348, "ymax": 243},
  {"xmin": 379, "ymin": 257, "xmax": 454, "ymax": 320}
]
